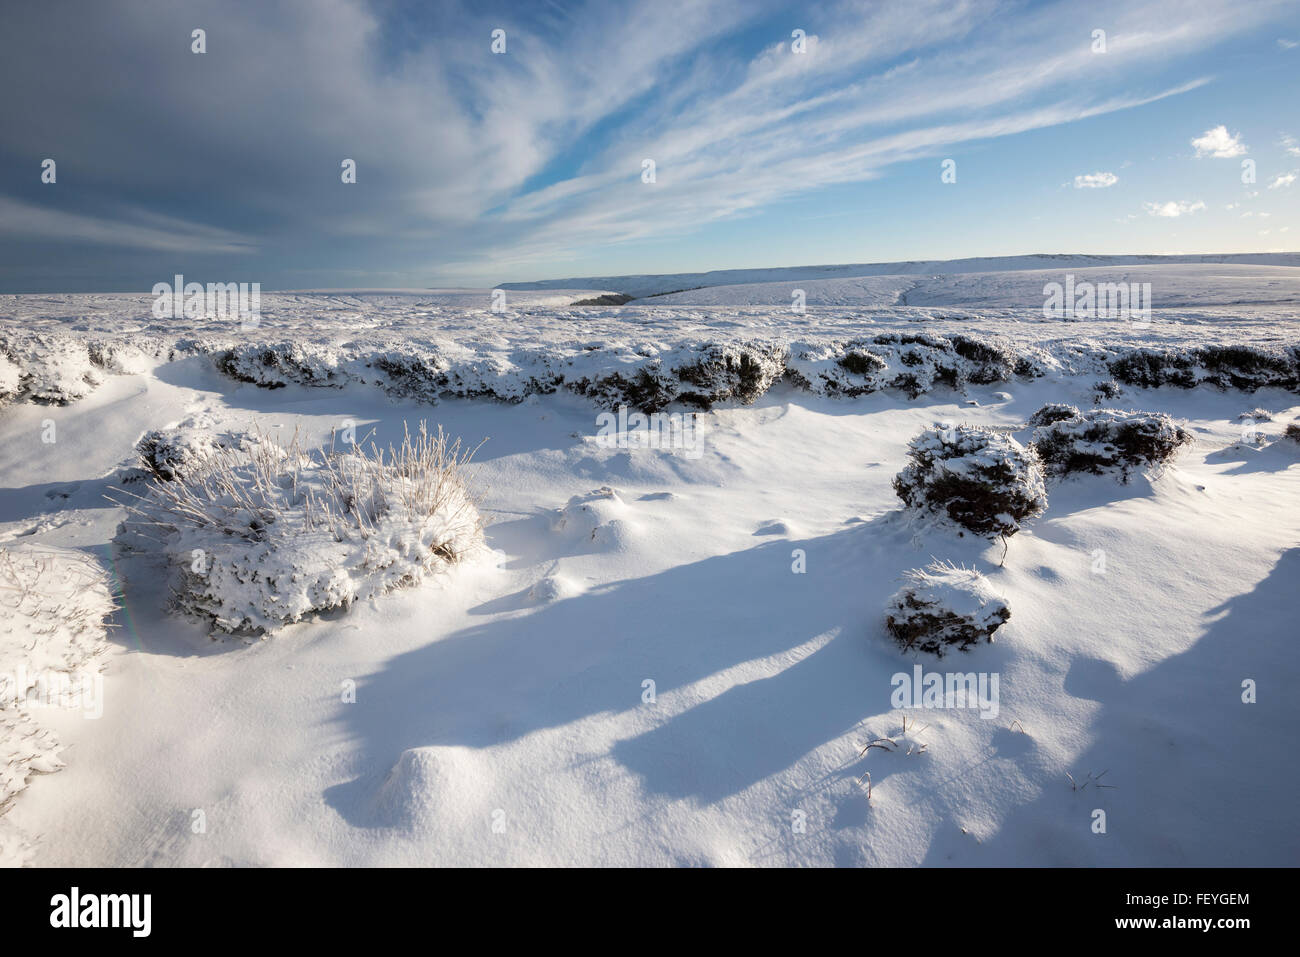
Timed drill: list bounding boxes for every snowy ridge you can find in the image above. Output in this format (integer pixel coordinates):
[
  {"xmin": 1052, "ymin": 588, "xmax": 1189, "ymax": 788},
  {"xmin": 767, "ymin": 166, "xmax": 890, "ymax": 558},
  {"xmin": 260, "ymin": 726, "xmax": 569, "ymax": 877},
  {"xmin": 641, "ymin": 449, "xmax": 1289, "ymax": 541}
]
[{"xmin": 501, "ymin": 253, "xmax": 1300, "ymax": 300}]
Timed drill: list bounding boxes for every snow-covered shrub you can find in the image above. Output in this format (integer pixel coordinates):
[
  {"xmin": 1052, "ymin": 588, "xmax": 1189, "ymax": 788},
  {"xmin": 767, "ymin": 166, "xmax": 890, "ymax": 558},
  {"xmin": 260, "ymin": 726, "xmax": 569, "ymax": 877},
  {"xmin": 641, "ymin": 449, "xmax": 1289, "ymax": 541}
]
[
  {"xmin": 0, "ymin": 354, "xmax": 19, "ymax": 405},
  {"xmin": 0, "ymin": 546, "xmax": 115, "ymax": 865},
  {"xmin": 1196, "ymin": 345, "xmax": 1299, "ymax": 392},
  {"xmin": 213, "ymin": 341, "xmax": 347, "ymax": 389},
  {"xmin": 136, "ymin": 428, "xmax": 229, "ymax": 481},
  {"xmin": 670, "ymin": 342, "xmax": 786, "ymax": 409},
  {"xmin": 1027, "ymin": 402, "xmax": 1080, "ymax": 427},
  {"xmin": 87, "ymin": 338, "xmax": 159, "ymax": 375},
  {"xmin": 787, "ymin": 332, "xmax": 1038, "ymax": 399},
  {"xmin": 116, "ymin": 422, "xmax": 484, "ymax": 635},
  {"xmin": 571, "ymin": 364, "xmax": 678, "ymax": 413},
  {"xmin": 1031, "ymin": 408, "xmax": 1192, "ymax": 480},
  {"xmin": 0, "ymin": 333, "xmax": 103, "ymax": 404},
  {"xmin": 1108, "ymin": 345, "xmax": 1300, "ymax": 393},
  {"xmin": 1238, "ymin": 408, "xmax": 1273, "ymax": 423},
  {"xmin": 884, "ymin": 561, "xmax": 1010, "ymax": 657},
  {"xmin": 1284, "ymin": 423, "xmax": 1300, "ymax": 443},
  {"xmin": 1093, "ymin": 379, "xmax": 1122, "ymax": 402},
  {"xmin": 893, "ymin": 425, "xmax": 1047, "ymax": 538}
]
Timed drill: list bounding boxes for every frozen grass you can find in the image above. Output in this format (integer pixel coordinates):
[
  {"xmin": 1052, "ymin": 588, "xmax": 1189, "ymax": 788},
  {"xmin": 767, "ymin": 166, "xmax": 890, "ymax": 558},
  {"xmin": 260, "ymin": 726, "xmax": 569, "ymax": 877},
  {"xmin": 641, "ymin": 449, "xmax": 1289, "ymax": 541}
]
[{"xmin": 116, "ymin": 422, "xmax": 485, "ymax": 635}]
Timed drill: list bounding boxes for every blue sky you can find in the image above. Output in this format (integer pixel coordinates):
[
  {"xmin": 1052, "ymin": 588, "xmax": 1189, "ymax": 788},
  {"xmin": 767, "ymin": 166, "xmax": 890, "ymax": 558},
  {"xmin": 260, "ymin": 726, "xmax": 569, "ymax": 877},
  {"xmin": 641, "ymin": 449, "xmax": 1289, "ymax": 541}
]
[{"xmin": 0, "ymin": 0, "xmax": 1297, "ymax": 291}]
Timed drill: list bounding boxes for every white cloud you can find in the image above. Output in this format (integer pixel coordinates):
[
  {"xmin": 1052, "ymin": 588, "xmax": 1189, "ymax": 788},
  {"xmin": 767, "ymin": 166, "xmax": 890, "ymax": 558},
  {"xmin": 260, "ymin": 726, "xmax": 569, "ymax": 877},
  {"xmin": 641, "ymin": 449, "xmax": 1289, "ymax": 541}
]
[
  {"xmin": 1268, "ymin": 171, "xmax": 1298, "ymax": 189},
  {"xmin": 1279, "ymin": 38, "xmax": 1299, "ymax": 48},
  {"xmin": 1281, "ymin": 135, "xmax": 1300, "ymax": 156},
  {"xmin": 1144, "ymin": 200, "xmax": 1207, "ymax": 217},
  {"xmin": 1073, "ymin": 171, "xmax": 1118, "ymax": 188},
  {"xmin": 1191, "ymin": 125, "xmax": 1247, "ymax": 157},
  {"xmin": 2, "ymin": 0, "xmax": 1297, "ymax": 281}
]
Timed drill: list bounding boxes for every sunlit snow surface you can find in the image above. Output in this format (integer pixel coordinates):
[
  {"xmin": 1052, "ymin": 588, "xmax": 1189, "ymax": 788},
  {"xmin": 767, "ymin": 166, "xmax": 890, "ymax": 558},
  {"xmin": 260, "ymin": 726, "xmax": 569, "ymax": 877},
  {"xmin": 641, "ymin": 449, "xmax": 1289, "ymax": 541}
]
[{"xmin": 1, "ymin": 265, "xmax": 1297, "ymax": 866}]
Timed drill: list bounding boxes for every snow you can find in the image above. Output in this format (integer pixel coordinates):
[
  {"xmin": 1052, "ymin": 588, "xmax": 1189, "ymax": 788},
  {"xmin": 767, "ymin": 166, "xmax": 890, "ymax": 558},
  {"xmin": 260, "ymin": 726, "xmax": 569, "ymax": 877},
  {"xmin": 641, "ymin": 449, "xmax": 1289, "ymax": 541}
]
[
  {"xmin": 116, "ymin": 424, "xmax": 484, "ymax": 635},
  {"xmin": 0, "ymin": 544, "xmax": 114, "ymax": 866},
  {"xmin": 1030, "ymin": 408, "xmax": 1193, "ymax": 481},
  {"xmin": 884, "ymin": 561, "xmax": 1012, "ymax": 657},
  {"xmin": 501, "ymin": 252, "xmax": 1300, "ymax": 301},
  {"xmin": 894, "ymin": 425, "xmax": 1048, "ymax": 538},
  {"xmin": 0, "ymin": 266, "xmax": 1298, "ymax": 866}
]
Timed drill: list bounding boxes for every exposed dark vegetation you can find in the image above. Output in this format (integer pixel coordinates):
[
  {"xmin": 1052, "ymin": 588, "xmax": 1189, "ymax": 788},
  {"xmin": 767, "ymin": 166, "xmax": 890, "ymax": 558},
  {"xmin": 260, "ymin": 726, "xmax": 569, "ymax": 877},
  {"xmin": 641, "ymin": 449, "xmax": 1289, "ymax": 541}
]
[
  {"xmin": 893, "ymin": 426, "xmax": 1047, "ymax": 538},
  {"xmin": 571, "ymin": 294, "xmax": 635, "ymax": 306},
  {"xmin": 1031, "ymin": 408, "xmax": 1193, "ymax": 480}
]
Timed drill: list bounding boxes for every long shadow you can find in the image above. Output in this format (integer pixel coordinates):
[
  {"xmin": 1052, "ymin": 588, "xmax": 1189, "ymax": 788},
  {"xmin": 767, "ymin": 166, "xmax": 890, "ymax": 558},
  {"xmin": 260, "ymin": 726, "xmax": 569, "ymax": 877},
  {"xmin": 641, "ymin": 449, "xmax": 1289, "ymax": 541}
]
[
  {"xmin": 1204, "ymin": 440, "xmax": 1299, "ymax": 475},
  {"xmin": 0, "ymin": 473, "xmax": 122, "ymax": 527},
  {"xmin": 322, "ymin": 510, "xmax": 993, "ymax": 826},
  {"xmin": 939, "ymin": 546, "xmax": 1300, "ymax": 866}
]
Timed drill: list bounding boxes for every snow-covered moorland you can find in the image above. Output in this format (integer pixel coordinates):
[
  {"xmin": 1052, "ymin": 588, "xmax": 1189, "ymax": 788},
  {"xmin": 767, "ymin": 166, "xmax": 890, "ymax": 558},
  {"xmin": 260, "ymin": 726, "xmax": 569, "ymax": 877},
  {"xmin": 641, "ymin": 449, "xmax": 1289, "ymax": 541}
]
[{"xmin": 0, "ymin": 268, "xmax": 1297, "ymax": 866}]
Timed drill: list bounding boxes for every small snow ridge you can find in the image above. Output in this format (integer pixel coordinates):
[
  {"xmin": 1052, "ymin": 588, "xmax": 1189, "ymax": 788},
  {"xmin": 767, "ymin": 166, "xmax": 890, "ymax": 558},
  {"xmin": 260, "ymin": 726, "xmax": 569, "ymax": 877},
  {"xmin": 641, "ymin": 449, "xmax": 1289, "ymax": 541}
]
[{"xmin": 529, "ymin": 574, "xmax": 584, "ymax": 603}]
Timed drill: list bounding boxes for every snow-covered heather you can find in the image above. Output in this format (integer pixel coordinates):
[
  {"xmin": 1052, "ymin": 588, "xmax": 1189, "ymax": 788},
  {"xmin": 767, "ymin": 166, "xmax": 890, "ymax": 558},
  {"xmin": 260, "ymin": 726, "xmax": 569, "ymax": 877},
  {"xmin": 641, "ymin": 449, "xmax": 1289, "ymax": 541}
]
[
  {"xmin": 117, "ymin": 424, "xmax": 484, "ymax": 635},
  {"xmin": 0, "ymin": 274, "xmax": 1297, "ymax": 866},
  {"xmin": 2, "ymin": 284, "xmax": 1298, "ymax": 411},
  {"xmin": 0, "ymin": 545, "xmax": 115, "ymax": 866}
]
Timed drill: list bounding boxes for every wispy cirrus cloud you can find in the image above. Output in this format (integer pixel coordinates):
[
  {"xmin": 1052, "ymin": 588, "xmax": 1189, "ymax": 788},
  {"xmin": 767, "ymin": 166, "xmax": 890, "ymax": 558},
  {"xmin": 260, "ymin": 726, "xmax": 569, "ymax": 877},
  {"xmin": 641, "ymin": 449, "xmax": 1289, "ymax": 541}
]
[
  {"xmin": 0, "ymin": 196, "xmax": 256, "ymax": 253},
  {"xmin": 0, "ymin": 0, "xmax": 1296, "ymax": 288}
]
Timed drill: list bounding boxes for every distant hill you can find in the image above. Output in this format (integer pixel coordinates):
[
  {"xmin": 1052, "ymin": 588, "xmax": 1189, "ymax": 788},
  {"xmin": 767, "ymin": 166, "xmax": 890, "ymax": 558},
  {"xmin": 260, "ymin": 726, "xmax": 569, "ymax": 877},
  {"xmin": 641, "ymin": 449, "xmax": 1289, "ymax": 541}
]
[{"xmin": 500, "ymin": 253, "xmax": 1300, "ymax": 301}]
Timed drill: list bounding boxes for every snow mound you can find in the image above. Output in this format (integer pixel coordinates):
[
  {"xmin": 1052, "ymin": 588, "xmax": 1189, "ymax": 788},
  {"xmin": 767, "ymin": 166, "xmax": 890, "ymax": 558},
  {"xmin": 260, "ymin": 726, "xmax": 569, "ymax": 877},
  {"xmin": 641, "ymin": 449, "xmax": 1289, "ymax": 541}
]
[
  {"xmin": 551, "ymin": 487, "xmax": 628, "ymax": 538},
  {"xmin": 1031, "ymin": 408, "xmax": 1193, "ymax": 481},
  {"xmin": 369, "ymin": 745, "xmax": 491, "ymax": 831},
  {"xmin": 884, "ymin": 561, "xmax": 1011, "ymax": 657},
  {"xmin": 115, "ymin": 423, "xmax": 484, "ymax": 635},
  {"xmin": 893, "ymin": 425, "xmax": 1047, "ymax": 538},
  {"xmin": 529, "ymin": 574, "xmax": 584, "ymax": 603},
  {"xmin": 0, "ymin": 545, "xmax": 115, "ymax": 866}
]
